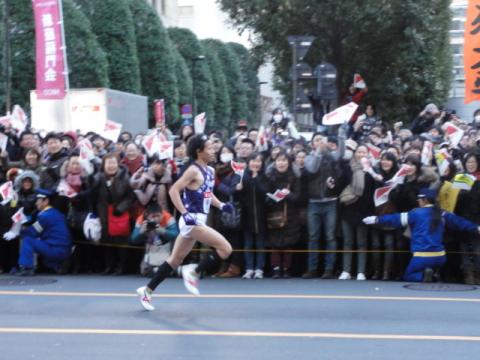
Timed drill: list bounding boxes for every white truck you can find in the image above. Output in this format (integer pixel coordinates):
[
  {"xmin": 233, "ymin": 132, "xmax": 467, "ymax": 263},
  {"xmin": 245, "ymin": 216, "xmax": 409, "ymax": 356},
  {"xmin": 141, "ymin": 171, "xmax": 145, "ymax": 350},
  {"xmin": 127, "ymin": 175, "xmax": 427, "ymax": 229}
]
[{"xmin": 30, "ymin": 88, "xmax": 149, "ymax": 136}]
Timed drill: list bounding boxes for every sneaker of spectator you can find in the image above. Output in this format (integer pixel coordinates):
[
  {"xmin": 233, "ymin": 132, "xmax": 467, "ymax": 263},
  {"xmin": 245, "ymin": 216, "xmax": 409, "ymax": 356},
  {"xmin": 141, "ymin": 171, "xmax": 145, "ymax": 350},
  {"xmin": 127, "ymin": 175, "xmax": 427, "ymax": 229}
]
[
  {"xmin": 356, "ymin": 273, "xmax": 366, "ymax": 281},
  {"xmin": 338, "ymin": 271, "xmax": 351, "ymax": 280},
  {"xmin": 254, "ymin": 269, "xmax": 264, "ymax": 279},
  {"xmin": 242, "ymin": 269, "xmax": 254, "ymax": 279}
]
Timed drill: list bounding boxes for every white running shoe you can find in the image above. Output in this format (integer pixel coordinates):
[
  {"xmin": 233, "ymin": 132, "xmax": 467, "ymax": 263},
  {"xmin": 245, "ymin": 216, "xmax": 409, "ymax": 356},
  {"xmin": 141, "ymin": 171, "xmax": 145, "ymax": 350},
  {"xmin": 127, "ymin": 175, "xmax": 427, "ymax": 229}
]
[
  {"xmin": 254, "ymin": 269, "xmax": 264, "ymax": 279},
  {"xmin": 356, "ymin": 273, "xmax": 366, "ymax": 281},
  {"xmin": 136, "ymin": 286, "xmax": 154, "ymax": 311},
  {"xmin": 338, "ymin": 271, "xmax": 351, "ymax": 280},
  {"xmin": 242, "ymin": 269, "xmax": 254, "ymax": 279},
  {"xmin": 181, "ymin": 263, "xmax": 200, "ymax": 295}
]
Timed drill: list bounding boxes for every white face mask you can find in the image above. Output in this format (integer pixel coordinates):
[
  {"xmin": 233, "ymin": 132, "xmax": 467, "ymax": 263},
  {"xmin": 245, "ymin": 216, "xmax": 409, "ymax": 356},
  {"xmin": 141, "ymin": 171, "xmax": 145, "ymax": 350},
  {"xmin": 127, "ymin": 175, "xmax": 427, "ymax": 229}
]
[
  {"xmin": 273, "ymin": 114, "xmax": 283, "ymax": 123},
  {"xmin": 220, "ymin": 153, "xmax": 233, "ymax": 164},
  {"xmin": 475, "ymin": 115, "xmax": 480, "ymax": 122},
  {"xmin": 344, "ymin": 150, "xmax": 353, "ymax": 160}
]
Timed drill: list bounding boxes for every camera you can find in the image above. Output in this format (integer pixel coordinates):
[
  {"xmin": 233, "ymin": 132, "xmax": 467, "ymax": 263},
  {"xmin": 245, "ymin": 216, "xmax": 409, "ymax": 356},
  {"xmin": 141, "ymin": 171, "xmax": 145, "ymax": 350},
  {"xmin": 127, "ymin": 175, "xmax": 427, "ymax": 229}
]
[
  {"xmin": 146, "ymin": 220, "xmax": 158, "ymax": 231},
  {"xmin": 443, "ymin": 109, "xmax": 456, "ymax": 123}
]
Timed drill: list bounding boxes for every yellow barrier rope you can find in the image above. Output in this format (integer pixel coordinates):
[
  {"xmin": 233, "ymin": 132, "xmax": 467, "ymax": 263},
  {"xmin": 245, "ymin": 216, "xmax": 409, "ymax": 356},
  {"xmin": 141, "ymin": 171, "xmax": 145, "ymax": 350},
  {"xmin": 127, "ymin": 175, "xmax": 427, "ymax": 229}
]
[{"xmin": 72, "ymin": 240, "xmax": 480, "ymax": 255}]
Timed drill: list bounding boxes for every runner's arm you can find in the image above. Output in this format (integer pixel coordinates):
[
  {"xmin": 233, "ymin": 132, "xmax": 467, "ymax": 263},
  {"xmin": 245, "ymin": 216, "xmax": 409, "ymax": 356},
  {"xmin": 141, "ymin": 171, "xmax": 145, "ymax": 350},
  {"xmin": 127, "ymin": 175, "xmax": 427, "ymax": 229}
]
[{"xmin": 168, "ymin": 166, "xmax": 196, "ymax": 215}]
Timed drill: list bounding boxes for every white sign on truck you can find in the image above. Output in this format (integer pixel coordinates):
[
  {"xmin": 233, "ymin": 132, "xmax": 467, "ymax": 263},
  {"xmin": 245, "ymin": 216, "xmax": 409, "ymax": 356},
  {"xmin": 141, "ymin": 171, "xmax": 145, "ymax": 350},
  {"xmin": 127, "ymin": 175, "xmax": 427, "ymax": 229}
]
[{"xmin": 30, "ymin": 88, "xmax": 148, "ymax": 136}]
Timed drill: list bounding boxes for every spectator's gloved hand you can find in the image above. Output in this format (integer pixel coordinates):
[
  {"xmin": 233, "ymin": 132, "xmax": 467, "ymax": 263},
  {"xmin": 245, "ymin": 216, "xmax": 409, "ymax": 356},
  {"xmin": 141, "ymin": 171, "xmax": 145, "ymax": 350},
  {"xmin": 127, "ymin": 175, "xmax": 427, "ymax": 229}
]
[
  {"xmin": 221, "ymin": 202, "xmax": 234, "ymax": 214},
  {"xmin": 362, "ymin": 216, "xmax": 378, "ymax": 225},
  {"xmin": 182, "ymin": 212, "xmax": 197, "ymax": 226},
  {"xmin": 3, "ymin": 230, "xmax": 18, "ymax": 241},
  {"xmin": 326, "ymin": 177, "xmax": 335, "ymax": 189}
]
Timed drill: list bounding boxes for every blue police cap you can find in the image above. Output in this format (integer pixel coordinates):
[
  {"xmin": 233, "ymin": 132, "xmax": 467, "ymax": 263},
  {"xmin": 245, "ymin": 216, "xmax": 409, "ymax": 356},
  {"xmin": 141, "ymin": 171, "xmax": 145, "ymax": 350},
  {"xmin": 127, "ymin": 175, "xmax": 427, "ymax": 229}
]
[
  {"xmin": 35, "ymin": 188, "xmax": 54, "ymax": 199},
  {"xmin": 417, "ymin": 188, "xmax": 437, "ymax": 201}
]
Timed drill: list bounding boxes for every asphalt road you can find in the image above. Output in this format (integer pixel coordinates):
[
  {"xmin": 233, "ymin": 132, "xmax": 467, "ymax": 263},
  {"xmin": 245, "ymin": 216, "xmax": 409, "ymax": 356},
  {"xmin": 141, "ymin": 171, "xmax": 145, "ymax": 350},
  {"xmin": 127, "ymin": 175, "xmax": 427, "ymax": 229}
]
[{"xmin": 1, "ymin": 275, "xmax": 480, "ymax": 360}]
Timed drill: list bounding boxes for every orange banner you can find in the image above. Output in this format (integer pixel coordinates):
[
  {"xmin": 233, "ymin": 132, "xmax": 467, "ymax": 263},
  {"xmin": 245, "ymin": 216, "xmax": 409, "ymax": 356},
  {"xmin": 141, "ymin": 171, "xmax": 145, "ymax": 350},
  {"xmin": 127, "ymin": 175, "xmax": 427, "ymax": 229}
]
[{"xmin": 465, "ymin": 0, "xmax": 480, "ymax": 103}]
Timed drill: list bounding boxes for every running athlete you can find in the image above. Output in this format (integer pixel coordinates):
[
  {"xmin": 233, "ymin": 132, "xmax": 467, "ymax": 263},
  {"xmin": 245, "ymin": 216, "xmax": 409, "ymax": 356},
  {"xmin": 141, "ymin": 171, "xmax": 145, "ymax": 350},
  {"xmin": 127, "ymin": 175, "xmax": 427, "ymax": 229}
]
[{"xmin": 136, "ymin": 134, "xmax": 234, "ymax": 311}]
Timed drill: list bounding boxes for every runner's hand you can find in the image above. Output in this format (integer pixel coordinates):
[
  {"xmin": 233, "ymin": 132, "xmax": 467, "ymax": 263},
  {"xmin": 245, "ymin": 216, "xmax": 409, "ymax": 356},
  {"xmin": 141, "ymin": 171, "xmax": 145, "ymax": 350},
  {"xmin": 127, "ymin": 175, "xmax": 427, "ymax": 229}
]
[
  {"xmin": 221, "ymin": 203, "xmax": 234, "ymax": 214},
  {"xmin": 182, "ymin": 212, "xmax": 197, "ymax": 226}
]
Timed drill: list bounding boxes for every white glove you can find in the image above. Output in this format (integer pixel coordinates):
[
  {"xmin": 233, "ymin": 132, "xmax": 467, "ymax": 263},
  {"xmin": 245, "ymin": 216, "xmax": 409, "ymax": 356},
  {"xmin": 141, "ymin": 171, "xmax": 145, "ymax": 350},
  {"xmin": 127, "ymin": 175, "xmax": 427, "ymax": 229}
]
[
  {"xmin": 3, "ymin": 231, "xmax": 18, "ymax": 241},
  {"xmin": 362, "ymin": 216, "xmax": 378, "ymax": 225},
  {"xmin": 3, "ymin": 222, "xmax": 21, "ymax": 241}
]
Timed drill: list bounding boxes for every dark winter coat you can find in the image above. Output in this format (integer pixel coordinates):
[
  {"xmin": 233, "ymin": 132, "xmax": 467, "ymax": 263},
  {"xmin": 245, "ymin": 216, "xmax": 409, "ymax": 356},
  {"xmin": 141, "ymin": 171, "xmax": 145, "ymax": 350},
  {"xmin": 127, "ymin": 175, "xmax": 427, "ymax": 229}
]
[
  {"xmin": 389, "ymin": 167, "xmax": 439, "ymax": 212},
  {"xmin": 240, "ymin": 170, "xmax": 268, "ymax": 234},
  {"xmin": 40, "ymin": 148, "xmax": 69, "ymax": 190},
  {"xmin": 265, "ymin": 168, "xmax": 301, "ymax": 248},
  {"xmin": 340, "ymin": 165, "xmax": 375, "ymax": 226},
  {"xmin": 91, "ymin": 165, "xmax": 135, "ymax": 240},
  {"xmin": 212, "ymin": 164, "xmax": 241, "ymax": 230}
]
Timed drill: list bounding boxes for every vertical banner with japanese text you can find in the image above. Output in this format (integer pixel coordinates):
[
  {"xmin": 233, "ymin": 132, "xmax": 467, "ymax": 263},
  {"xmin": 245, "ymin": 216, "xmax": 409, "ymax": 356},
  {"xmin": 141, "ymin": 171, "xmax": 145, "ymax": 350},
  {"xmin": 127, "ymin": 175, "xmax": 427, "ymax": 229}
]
[
  {"xmin": 154, "ymin": 99, "xmax": 166, "ymax": 127},
  {"xmin": 33, "ymin": 0, "xmax": 66, "ymax": 100},
  {"xmin": 465, "ymin": 0, "xmax": 480, "ymax": 104}
]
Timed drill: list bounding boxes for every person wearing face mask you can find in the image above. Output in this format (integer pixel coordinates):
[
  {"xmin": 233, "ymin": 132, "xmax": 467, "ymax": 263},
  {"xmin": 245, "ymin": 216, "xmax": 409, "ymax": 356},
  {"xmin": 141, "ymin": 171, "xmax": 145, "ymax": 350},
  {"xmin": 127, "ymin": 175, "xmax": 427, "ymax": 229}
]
[
  {"xmin": 269, "ymin": 108, "xmax": 289, "ymax": 131},
  {"xmin": 211, "ymin": 145, "xmax": 242, "ymax": 278}
]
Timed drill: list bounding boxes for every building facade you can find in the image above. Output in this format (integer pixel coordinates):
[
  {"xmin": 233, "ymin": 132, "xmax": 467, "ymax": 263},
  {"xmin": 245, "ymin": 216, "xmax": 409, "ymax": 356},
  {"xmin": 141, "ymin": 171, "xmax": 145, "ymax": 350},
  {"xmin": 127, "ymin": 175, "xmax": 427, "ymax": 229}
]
[
  {"xmin": 145, "ymin": 0, "xmax": 179, "ymax": 28},
  {"xmin": 447, "ymin": 0, "xmax": 480, "ymax": 121}
]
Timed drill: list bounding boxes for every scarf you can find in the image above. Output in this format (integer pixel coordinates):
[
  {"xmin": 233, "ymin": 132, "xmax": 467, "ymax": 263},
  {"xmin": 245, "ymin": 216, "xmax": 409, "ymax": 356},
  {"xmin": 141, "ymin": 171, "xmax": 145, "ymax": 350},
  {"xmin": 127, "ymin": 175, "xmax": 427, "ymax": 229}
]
[
  {"xmin": 350, "ymin": 159, "xmax": 365, "ymax": 196},
  {"xmin": 122, "ymin": 156, "xmax": 143, "ymax": 175}
]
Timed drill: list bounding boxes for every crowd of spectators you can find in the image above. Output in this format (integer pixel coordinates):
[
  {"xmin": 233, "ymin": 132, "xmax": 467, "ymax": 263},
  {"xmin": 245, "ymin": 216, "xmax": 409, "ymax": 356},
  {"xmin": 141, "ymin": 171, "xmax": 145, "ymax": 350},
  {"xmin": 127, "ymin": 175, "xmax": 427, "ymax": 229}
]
[{"xmin": 1, "ymin": 93, "xmax": 480, "ymax": 285}]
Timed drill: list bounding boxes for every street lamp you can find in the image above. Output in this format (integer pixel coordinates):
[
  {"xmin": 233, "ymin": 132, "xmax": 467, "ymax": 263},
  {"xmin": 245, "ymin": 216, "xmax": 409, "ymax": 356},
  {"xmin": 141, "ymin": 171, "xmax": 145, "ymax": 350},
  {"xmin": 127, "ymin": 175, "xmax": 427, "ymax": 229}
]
[
  {"xmin": 287, "ymin": 36, "xmax": 315, "ymax": 123},
  {"xmin": 191, "ymin": 55, "xmax": 205, "ymax": 118}
]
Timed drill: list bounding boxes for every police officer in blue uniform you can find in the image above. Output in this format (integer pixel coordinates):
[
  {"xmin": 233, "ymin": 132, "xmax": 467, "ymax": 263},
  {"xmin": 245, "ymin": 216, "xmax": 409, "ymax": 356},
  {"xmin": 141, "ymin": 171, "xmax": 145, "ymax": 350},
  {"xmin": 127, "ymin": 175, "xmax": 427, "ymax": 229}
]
[
  {"xmin": 12, "ymin": 189, "xmax": 72, "ymax": 276},
  {"xmin": 363, "ymin": 188, "xmax": 480, "ymax": 282}
]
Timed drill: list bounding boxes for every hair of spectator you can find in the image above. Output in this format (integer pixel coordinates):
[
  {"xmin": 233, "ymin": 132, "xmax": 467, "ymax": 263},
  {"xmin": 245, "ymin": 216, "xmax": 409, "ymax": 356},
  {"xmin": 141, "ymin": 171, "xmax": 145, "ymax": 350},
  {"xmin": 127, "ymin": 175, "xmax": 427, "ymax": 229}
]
[
  {"xmin": 404, "ymin": 154, "xmax": 422, "ymax": 174},
  {"xmin": 247, "ymin": 152, "xmax": 265, "ymax": 170},
  {"xmin": 462, "ymin": 152, "xmax": 479, "ymax": 170},
  {"xmin": 19, "ymin": 130, "xmax": 33, "ymax": 142},
  {"xmin": 187, "ymin": 134, "xmax": 209, "ymax": 160},
  {"xmin": 101, "ymin": 152, "xmax": 120, "ymax": 171},
  {"xmin": 173, "ymin": 139, "xmax": 185, "ymax": 149},
  {"xmin": 241, "ymin": 138, "xmax": 255, "ymax": 147},
  {"xmin": 23, "ymin": 148, "xmax": 41, "ymax": 163},
  {"xmin": 146, "ymin": 202, "xmax": 163, "ymax": 215}
]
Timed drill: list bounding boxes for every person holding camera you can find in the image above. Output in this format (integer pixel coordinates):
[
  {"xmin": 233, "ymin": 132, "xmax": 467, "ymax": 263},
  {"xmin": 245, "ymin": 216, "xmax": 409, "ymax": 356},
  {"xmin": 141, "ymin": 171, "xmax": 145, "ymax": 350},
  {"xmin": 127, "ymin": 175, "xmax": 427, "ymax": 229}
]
[
  {"xmin": 411, "ymin": 103, "xmax": 442, "ymax": 135},
  {"xmin": 131, "ymin": 203, "xmax": 179, "ymax": 276}
]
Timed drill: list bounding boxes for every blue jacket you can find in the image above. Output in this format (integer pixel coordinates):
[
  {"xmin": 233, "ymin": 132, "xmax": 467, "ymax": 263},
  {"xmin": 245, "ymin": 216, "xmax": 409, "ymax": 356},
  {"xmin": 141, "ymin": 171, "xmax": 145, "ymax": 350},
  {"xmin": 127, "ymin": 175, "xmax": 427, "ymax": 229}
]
[
  {"xmin": 377, "ymin": 206, "xmax": 478, "ymax": 253},
  {"xmin": 22, "ymin": 206, "xmax": 72, "ymax": 248}
]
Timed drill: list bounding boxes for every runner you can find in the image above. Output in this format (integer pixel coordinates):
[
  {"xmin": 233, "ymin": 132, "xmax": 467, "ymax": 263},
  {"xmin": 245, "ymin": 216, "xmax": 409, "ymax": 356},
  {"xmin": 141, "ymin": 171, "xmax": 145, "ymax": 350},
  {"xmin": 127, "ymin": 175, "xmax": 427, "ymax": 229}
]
[{"xmin": 136, "ymin": 134, "xmax": 234, "ymax": 311}]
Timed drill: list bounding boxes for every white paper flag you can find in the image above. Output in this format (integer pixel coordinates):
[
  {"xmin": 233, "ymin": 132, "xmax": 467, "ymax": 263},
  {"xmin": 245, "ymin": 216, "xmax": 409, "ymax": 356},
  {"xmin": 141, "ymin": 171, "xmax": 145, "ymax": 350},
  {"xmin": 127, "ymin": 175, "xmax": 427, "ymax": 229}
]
[
  {"xmin": 194, "ymin": 112, "xmax": 206, "ymax": 134},
  {"xmin": 322, "ymin": 102, "xmax": 358, "ymax": 126}
]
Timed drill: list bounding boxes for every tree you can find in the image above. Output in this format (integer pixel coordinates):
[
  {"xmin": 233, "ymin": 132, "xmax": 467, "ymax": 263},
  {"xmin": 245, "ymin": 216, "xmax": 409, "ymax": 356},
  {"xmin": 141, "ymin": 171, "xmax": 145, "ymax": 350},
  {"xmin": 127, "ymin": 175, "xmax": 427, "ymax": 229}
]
[
  {"xmin": 168, "ymin": 27, "xmax": 215, "ymax": 125},
  {"xmin": 129, "ymin": 0, "xmax": 179, "ymax": 124},
  {"xmin": 0, "ymin": 3, "xmax": 5, "ymax": 110},
  {"xmin": 219, "ymin": 0, "xmax": 452, "ymax": 123},
  {"xmin": 76, "ymin": 0, "xmax": 141, "ymax": 94},
  {"xmin": 200, "ymin": 40, "xmax": 231, "ymax": 130},
  {"xmin": 202, "ymin": 38, "xmax": 248, "ymax": 129},
  {"xmin": 3, "ymin": 0, "xmax": 110, "ymax": 109},
  {"xmin": 227, "ymin": 42, "xmax": 261, "ymax": 125},
  {"xmin": 64, "ymin": 0, "xmax": 109, "ymax": 88},
  {"xmin": 171, "ymin": 46, "xmax": 193, "ymax": 128}
]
